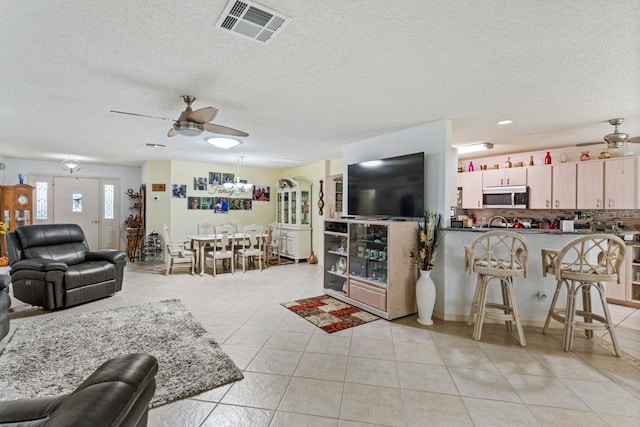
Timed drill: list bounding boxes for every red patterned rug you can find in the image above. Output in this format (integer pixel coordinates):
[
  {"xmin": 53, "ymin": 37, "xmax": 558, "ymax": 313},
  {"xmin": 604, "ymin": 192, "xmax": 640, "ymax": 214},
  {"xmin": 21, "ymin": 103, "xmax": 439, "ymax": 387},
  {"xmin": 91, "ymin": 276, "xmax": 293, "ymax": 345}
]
[{"xmin": 281, "ymin": 295, "xmax": 380, "ymax": 333}]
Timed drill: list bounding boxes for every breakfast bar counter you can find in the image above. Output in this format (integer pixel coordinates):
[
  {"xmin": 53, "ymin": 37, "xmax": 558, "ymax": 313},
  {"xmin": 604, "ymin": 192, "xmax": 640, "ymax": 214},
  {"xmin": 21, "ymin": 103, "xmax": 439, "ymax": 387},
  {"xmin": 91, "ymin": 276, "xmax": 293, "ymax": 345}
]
[{"xmin": 433, "ymin": 228, "xmax": 636, "ymax": 325}]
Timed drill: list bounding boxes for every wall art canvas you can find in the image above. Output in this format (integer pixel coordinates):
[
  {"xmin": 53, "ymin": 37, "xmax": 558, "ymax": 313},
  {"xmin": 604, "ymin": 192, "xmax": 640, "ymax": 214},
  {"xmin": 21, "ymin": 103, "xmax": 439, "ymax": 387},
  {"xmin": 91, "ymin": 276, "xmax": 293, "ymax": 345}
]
[
  {"xmin": 193, "ymin": 177, "xmax": 207, "ymax": 191},
  {"xmin": 209, "ymin": 172, "xmax": 222, "ymax": 186},
  {"xmin": 188, "ymin": 196, "xmax": 201, "ymax": 210}
]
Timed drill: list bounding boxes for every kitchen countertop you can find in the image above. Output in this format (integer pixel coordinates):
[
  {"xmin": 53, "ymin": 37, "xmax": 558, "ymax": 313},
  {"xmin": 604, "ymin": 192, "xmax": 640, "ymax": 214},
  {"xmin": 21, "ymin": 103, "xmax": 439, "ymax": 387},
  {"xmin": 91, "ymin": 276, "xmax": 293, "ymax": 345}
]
[{"xmin": 442, "ymin": 227, "xmax": 639, "ymax": 238}]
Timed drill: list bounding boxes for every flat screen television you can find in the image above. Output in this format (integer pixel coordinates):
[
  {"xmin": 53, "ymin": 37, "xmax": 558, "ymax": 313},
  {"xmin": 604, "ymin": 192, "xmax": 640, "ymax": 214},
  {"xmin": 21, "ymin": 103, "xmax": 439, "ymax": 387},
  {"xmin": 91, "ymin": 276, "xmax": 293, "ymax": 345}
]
[{"xmin": 347, "ymin": 152, "xmax": 424, "ymax": 218}]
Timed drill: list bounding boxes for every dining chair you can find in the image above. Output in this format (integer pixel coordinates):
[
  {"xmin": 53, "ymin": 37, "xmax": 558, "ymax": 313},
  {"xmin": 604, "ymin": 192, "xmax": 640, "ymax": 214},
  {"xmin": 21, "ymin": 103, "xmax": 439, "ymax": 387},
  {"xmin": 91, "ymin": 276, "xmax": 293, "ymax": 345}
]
[
  {"xmin": 205, "ymin": 225, "xmax": 235, "ymax": 276},
  {"xmin": 237, "ymin": 224, "xmax": 265, "ymax": 272},
  {"xmin": 265, "ymin": 222, "xmax": 282, "ymax": 267},
  {"xmin": 161, "ymin": 224, "xmax": 195, "ymax": 276},
  {"xmin": 542, "ymin": 234, "xmax": 625, "ymax": 356},
  {"xmin": 465, "ymin": 230, "xmax": 529, "ymax": 346}
]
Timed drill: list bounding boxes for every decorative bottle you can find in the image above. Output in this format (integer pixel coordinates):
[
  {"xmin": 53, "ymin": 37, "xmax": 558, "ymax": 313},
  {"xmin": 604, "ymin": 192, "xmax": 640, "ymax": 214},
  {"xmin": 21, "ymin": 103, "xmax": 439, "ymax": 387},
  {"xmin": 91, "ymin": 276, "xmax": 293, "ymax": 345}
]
[
  {"xmin": 529, "ymin": 155, "xmax": 534, "ymax": 166},
  {"xmin": 468, "ymin": 161, "xmax": 474, "ymax": 172},
  {"xmin": 544, "ymin": 152, "xmax": 552, "ymax": 165}
]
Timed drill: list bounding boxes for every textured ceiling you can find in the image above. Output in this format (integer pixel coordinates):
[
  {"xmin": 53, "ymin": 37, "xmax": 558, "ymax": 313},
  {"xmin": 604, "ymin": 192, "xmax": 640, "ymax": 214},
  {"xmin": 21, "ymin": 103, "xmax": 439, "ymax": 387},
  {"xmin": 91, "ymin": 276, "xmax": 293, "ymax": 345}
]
[{"xmin": 1, "ymin": 1, "xmax": 639, "ymax": 168}]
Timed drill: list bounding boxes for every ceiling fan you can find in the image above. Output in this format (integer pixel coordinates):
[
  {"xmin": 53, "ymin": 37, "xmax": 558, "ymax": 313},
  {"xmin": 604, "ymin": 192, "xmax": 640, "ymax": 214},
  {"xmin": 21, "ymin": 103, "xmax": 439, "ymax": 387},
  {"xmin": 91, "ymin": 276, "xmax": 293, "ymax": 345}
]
[
  {"xmin": 110, "ymin": 95, "xmax": 249, "ymax": 138},
  {"xmin": 576, "ymin": 118, "xmax": 639, "ymax": 148}
]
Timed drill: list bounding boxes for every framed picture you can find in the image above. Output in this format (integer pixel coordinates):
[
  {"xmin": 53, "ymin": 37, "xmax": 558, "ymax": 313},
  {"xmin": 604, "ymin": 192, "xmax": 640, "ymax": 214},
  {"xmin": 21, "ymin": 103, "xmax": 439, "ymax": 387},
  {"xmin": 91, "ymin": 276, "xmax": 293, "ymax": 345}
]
[
  {"xmin": 252, "ymin": 185, "xmax": 270, "ymax": 201},
  {"xmin": 193, "ymin": 177, "xmax": 208, "ymax": 191},
  {"xmin": 188, "ymin": 196, "xmax": 201, "ymax": 210},
  {"xmin": 172, "ymin": 184, "xmax": 187, "ymax": 198}
]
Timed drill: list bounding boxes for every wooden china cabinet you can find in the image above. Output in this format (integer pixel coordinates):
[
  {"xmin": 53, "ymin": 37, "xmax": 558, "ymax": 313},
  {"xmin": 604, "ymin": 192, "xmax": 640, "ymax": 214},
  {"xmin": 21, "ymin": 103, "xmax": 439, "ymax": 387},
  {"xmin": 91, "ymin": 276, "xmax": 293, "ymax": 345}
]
[{"xmin": 0, "ymin": 184, "xmax": 35, "ymax": 231}]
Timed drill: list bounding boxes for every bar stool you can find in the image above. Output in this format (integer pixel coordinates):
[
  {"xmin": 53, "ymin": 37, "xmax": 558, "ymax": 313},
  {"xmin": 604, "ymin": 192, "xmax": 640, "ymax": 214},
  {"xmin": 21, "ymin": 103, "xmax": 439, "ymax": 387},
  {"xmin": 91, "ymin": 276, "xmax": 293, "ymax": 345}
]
[
  {"xmin": 465, "ymin": 231, "xmax": 529, "ymax": 346},
  {"xmin": 541, "ymin": 234, "xmax": 625, "ymax": 356}
]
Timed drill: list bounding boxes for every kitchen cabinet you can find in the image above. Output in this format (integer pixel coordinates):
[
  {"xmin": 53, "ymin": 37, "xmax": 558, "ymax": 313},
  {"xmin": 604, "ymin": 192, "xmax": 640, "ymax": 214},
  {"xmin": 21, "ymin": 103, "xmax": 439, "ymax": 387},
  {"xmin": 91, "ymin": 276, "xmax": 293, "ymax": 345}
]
[
  {"xmin": 526, "ymin": 165, "xmax": 552, "ymax": 209},
  {"xmin": 458, "ymin": 171, "xmax": 483, "ymax": 209},
  {"xmin": 275, "ymin": 178, "xmax": 312, "ymax": 261},
  {"xmin": 551, "ymin": 163, "xmax": 576, "ymax": 209},
  {"xmin": 577, "ymin": 161, "xmax": 604, "ymax": 209},
  {"xmin": 323, "ymin": 219, "xmax": 417, "ymax": 320},
  {"xmin": 604, "ymin": 157, "xmax": 637, "ymax": 209},
  {"xmin": 482, "ymin": 167, "xmax": 527, "ymax": 187}
]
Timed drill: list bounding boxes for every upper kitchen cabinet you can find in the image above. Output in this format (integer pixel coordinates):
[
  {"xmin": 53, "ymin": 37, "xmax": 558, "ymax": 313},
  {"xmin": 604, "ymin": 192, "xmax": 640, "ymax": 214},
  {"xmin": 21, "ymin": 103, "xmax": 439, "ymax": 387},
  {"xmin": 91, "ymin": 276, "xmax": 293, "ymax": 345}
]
[
  {"xmin": 552, "ymin": 163, "xmax": 576, "ymax": 209},
  {"xmin": 482, "ymin": 167, "xmax": 527, "ymax": 187},
  {"xmin": 604, "ymin": 157, "xmax": 637, "ymax": 209},
  {"xmin": 458, "ymin": 171, "xmax": 483, "ymax": 209},
  {"xmin": 526, "ymin": 165, "xmax": 552, "ymax": 209},
  {"xmin": 577, "ymin": 160, "xmax": 604, "ymax": 209}
]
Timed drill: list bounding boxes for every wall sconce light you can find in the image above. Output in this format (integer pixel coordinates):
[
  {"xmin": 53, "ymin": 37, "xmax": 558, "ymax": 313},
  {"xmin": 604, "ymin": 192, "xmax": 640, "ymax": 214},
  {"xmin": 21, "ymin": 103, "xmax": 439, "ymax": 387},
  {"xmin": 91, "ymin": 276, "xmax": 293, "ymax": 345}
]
[
  {"xmin": 61, "ymin": 158, "xmax": 82, "ymax": 174},
  {"xmin": 455, "ymin": 142, "xmax": 494, "ymax": 154}
]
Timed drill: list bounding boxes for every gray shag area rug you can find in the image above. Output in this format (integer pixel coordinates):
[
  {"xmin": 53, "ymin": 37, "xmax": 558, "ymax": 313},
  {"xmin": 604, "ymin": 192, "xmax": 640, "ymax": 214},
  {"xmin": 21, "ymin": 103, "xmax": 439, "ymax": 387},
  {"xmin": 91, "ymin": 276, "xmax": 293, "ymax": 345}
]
[{"xmin": 0, "ymin": 299, "xmax": 243, "ymax": 407}]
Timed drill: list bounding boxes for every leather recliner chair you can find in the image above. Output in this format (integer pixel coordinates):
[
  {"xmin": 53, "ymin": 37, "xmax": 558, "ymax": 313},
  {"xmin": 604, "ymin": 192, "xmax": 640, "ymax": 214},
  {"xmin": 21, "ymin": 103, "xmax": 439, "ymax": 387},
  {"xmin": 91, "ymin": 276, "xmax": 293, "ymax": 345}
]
[
  {"xmin": 0, "ymin": 275, "xmax": 10, "ymax": 341},
  {"xmin": 0, "ymin": 353, "xmax": 158, "ymax": 427},
  {"xmin": 7, "ymin": 224, "xmax": 127, "ymax": 310}
]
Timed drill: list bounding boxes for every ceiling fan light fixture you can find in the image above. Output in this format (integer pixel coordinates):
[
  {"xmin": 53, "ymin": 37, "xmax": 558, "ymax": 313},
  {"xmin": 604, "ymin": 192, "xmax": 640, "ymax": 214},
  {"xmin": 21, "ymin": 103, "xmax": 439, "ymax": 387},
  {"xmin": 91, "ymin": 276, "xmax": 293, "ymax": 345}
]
[
  {"xmin": 174, "ymin": 121, "xmax": 203, "ymax": 136},
  {"xmin": 206, "ymin": 137, "xmax": 241, "ymax": 149},
  {"xmin": 456, "ymin": 142, "xmax": 494, "ymax": 154},
  {"xmin": 61, "ymin": 158, "xmax": 82, "ymax": 174}
]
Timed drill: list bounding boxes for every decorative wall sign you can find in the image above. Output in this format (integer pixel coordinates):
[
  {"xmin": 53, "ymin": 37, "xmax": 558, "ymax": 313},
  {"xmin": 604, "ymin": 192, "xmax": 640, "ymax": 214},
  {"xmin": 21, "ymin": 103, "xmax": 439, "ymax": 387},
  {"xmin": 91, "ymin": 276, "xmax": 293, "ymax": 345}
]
[
  {"xmin": 317, "ymin": 179, "xmax": 324, "ymax": 215},
  {"xmin": 151, "ymin": 184, "xmax": 166, "ymax": 192}
]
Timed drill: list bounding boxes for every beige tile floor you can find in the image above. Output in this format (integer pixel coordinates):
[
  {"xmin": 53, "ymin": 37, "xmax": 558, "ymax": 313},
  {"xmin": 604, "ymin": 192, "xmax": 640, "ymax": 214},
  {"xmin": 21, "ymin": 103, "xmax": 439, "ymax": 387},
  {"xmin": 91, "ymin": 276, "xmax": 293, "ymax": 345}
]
[{"xmin": 4, "ymin": 261, "xmax": 640, "ymax": 427}]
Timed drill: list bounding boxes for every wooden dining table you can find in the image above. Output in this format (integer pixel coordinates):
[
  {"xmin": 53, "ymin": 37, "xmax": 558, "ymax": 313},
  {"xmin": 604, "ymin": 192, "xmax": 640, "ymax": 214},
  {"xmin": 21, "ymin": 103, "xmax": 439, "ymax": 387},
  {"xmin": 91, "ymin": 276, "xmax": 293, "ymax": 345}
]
[{"xmin": 188, "ymin": 233, "xmax": 267, "ymax": 276}]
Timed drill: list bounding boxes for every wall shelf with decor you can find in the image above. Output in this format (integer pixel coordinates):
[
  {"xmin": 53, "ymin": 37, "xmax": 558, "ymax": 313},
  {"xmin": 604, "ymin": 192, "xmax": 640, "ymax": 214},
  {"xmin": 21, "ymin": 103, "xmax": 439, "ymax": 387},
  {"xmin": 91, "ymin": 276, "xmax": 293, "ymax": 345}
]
[{"xmin": 323, "ymin": 218, "xmax": 417, "ymax": 320}]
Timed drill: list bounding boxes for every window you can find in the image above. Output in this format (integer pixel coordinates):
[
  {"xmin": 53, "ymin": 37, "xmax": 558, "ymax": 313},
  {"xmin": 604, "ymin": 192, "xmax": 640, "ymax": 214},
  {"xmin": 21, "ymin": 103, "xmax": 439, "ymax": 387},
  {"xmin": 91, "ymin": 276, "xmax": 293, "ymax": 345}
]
[
  {"xmin": 104, "ymin": 184, "xmax": 114, "ymax": 219},
  {"xmin": 36, "ymin": 181, "xmax": 48, "ymax": 220},
  {"xmin": 72, "ymin": 193, "xmax": 82, "ymax": 212}
]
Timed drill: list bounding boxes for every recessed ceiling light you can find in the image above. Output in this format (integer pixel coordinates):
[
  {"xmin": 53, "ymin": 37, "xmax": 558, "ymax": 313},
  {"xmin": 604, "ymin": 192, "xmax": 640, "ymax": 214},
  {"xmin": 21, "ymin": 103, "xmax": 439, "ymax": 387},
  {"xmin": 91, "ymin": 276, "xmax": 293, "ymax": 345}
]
[
  {"xmin": 496, "ymin": 120, "xmax": 513, "ymax": 125},
  {"xmin": 206, "ymin": 137, "xmax": 241, "ymax": 149}
]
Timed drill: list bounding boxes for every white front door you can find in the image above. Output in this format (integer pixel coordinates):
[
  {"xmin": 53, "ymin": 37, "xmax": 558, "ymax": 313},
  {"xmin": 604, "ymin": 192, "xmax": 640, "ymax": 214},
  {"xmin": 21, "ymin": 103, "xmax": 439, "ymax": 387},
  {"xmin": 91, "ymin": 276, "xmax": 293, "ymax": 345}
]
[{"xmin": 53, "ymin": 176, "xmax": 100, "ymax": 249}]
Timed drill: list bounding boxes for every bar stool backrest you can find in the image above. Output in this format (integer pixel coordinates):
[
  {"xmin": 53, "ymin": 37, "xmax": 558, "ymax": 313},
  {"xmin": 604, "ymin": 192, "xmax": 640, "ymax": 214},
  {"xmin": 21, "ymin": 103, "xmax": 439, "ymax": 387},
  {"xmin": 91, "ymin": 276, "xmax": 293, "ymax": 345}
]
[
  {"xmin": 465, "ymin": 230, "xmax": 529, "ymax": 277},
  {"xmin": 551, "ymin": 234, "xmax": 625, "ymax": 284}
]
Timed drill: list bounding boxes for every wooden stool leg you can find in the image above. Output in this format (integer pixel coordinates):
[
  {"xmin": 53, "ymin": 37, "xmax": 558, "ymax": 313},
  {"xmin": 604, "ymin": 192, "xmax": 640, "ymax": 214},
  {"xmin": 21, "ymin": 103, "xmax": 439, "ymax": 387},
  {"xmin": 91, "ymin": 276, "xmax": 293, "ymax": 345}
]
[
  {"xmin": 472, "ymin": 276, "xmax": 489, "ymax": 341},
  {"xmin": 505, "ymin": 278, "xmax": 526, "ymax": 346},
  {"xmin": 543, "ymin": 280, "xmax": 563, "ymax": 334},
  {"xmin": 597, "ymin": 283, "xmax": 621, "ymax": 357},
  {"xmin": 581, "ymin": 285, "xmax": 594, "ymax": 339},
  {"xmin": 500, "ymin": 279, "xmax": 513, "ymax": 331},
  {"xmin": 467, "ymin": 275, "xmax": 483, "ymax": 327},
  {"xmin": 563, "ymin": 281, "xmax": 577, "ymax": 352}
]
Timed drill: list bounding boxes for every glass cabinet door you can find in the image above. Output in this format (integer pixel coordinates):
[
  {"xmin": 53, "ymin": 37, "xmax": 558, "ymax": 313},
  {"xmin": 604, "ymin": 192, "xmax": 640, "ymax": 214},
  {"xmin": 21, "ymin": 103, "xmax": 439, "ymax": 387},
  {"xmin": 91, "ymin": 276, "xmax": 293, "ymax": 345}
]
[
  {"xmin": 349, "ymin": 223, "xmax": 388, "ymax": 286},
  {"xmin": 283, "ymin": 191, "xmax": 290, "ymax": 224},
  {"xmin": 291, "ymin": 191, "xmax": 297, "ymax": 225},
  {"xmin": 301, "ymin": 190, "xmax": 310, "ymax": 225},
  {"xmin": 276, "ymin": 192, "xmax": 283, "ymax": 223}
]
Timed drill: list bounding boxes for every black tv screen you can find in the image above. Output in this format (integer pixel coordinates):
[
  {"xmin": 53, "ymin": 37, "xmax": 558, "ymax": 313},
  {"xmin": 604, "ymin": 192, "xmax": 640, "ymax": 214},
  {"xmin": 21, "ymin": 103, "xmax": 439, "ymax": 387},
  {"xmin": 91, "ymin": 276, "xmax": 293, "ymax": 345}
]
[{"xmin": 348, "ymin": 152, "xmax": 425, "ymax": 218}]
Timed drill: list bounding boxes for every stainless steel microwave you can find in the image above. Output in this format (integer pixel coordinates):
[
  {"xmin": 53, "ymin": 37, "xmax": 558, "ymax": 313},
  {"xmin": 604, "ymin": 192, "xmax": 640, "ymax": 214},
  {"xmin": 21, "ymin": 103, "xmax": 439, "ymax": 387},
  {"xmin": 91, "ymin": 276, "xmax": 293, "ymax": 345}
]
[{"xmin": 482, "ymin": 185, "xmax": 529, "ymax": 208}]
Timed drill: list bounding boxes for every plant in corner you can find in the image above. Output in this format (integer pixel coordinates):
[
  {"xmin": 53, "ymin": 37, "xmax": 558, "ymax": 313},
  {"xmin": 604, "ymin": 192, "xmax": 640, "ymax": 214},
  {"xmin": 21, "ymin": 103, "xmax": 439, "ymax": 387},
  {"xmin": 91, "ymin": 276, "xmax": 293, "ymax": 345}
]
[{"xmin": 411, "ymin": 211, "xmax": 442, "ymax": 326}]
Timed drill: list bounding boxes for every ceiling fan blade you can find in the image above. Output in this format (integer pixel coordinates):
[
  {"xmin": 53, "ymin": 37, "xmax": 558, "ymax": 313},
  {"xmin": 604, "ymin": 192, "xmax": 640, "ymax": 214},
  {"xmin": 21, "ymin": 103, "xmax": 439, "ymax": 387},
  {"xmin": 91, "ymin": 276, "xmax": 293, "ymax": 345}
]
[
  {"xmin": 202, "ymin": 123, "xmax": 249, "ymax": 137},
  {"xmin": 167, "ymin": 128, "xmax": 177, "ymax": 137},
  {"xmin": 110, "ymin": 110, "xmax": 174, "ymax": 121},
  {"xmin": 187, "ymin": 107, "xmax": 218, "ymax": 124},
  {"xmin": 629, "ymin": 136, "xmax": 640, "ymax": 144},
  {"xmin": 576, "ymin": 141, "xmax": 603, "ymax": 147}
]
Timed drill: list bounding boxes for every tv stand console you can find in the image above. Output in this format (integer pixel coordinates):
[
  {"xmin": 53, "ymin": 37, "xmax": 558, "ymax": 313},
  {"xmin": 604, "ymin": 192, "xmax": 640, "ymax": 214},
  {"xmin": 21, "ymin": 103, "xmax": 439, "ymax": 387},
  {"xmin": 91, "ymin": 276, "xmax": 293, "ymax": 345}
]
[{"xmin": 323, "ymin": 218, "xmax": 417, "ymax": 320}]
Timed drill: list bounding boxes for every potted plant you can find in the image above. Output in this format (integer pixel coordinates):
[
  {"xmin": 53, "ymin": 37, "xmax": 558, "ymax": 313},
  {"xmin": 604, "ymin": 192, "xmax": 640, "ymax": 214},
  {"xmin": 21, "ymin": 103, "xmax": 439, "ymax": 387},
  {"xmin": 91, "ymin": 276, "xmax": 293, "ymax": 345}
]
[{"xmin": 411, "ymin": 211, "xmax": 441, "ymax": 325}]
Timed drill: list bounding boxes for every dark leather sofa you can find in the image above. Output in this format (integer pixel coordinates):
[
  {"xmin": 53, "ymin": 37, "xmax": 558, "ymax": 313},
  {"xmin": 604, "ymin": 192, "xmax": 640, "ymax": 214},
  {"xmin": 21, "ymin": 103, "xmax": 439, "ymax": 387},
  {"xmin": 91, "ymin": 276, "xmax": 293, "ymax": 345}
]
[
  {"xmin": 0, "ymin": 275, "xmax": 10, "ymax": 341},
  {"xmin": 0, "ymin": 353, "xmax": 158, "ymax": 427},
  {"xmin": 7, "ymin": 224, "xmax": 127, "ymax": 310}
]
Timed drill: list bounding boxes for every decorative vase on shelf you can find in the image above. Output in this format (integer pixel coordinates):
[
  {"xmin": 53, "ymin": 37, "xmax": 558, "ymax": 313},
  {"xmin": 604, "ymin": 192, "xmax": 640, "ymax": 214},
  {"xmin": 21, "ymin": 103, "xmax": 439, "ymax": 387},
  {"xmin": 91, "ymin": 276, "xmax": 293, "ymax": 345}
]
[
  {"xmin": 529, "ymin": 155, "xmax": 534, "ymax": 166},
  {"xmin": 416, "ymin": 269, "xmax": 436, "ymax": 326},
  {"xmin": 544, "ymin": 151, "xmax": 552, "ymax": 165}
]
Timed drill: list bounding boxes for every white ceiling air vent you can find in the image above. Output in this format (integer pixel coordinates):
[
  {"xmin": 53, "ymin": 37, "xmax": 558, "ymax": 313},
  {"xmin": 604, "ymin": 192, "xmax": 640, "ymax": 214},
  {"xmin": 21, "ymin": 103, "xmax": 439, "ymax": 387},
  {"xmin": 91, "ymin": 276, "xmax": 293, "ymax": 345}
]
[{"xmin": 215, "ymin": 0, "xmax": 290, "ymax": 44}]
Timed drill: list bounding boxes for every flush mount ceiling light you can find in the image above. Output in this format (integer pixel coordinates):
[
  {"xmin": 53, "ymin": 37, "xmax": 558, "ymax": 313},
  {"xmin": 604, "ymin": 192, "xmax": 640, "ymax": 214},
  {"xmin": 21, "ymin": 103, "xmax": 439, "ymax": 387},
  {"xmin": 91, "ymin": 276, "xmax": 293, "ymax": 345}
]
[
  {"xmin": 61, "ymin": 158, "xmax": 82, "ymax": 174},
  {"xmin": 206, "ymin": 137, "xmax": 241, "ymax": 149},
  {"xmin": 496, "ymin": 120, "xmax": 513, "ymax": 125},
  {"xmin": 456, "ymin": 142, "xmax": 494, "ymax": 154}
]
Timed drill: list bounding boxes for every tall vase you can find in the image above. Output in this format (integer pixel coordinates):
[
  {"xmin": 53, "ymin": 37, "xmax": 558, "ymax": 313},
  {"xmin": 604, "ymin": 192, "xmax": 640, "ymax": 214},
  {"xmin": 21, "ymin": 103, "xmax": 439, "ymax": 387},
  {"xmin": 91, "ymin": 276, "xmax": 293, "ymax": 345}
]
[{"xmin": 416, "ymin": 269, "xmax": 436, "ymax": 326}]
